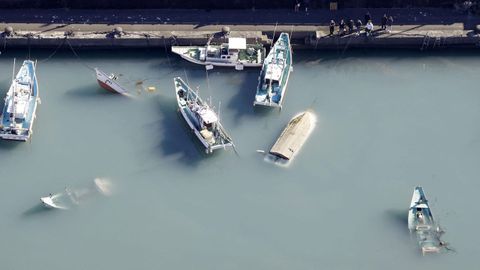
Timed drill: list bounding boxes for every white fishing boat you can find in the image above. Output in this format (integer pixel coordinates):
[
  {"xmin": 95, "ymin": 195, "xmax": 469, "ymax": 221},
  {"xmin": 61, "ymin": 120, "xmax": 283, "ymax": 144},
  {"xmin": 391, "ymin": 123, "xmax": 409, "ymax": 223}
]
[
  {"xmin": 174, "ymin": 77, "xmax": 234, "ymax": 154},
  {"xmin": 408, "ymin": 186, "xmax": 445, "ymax": 255},
  {"xmin": 41, "ymin": 178, "xmax": 112, "ymax": 210},
  {"xmin": 95, "ymin": 68, "xmax": 131, "ymax": 96},
  {"xmin": 171, "ymin": 37, "xmax": 265, "ymax": 70},
  {"xmin": 254, "ymin": 32, "xmax": 293, "ymax": 108},
  {"xmin": 0, "ymin": 59, "xmax": 39, "ymax": 141}
]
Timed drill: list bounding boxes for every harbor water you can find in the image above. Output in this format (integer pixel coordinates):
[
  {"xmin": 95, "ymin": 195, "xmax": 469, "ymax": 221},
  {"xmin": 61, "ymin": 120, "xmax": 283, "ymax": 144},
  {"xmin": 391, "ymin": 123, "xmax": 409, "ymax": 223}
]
[{"xmin": 1, "ymin": 48, "xmax": 480, "ymax": 269}]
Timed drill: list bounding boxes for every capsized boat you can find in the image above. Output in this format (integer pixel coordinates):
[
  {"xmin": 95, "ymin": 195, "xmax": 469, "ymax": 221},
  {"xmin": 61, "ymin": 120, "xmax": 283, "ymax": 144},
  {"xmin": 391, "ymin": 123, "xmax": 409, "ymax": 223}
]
[
  {"xmin": 174, "ymin": 77, "xmax": 234, "ymax": 154},
  {"xmin": 0, "ymin": 59, "xmax": 39, "ymax": 141},
  {"xmin": 41, "ymin": 178, "xmax": 112, "ymax": 210},
  {"xmin": 254, "ymin": 32, "xmax": 292, "ymax": 108},
  {"xmin": 408, "ymin": 186, "xmax": 446, "ymax": 255},
  {"xmin": 171, "ymin": 37, "xmax": 265, "ymax": 70},
  {"xmin": 269, "ymin": 110, "xmax": 315, "ymax": 162},
  {"xmin": 95, "ymin": 68, "xmax": 132, "ymax": 96}
]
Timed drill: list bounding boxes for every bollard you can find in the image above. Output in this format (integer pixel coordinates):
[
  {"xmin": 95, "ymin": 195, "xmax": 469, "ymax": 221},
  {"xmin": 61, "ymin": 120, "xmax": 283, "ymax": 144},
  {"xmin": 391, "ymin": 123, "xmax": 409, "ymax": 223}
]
[{"xmin": 4, "ymin": 26, "xmax": 14, "ymax": 37}]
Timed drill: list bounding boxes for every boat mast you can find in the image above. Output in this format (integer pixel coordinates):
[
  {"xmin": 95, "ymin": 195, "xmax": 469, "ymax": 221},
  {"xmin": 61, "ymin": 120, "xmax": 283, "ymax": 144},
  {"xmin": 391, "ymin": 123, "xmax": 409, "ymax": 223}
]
[{"xmin": 10, "ymin": 59, "xmax": 16, "ymax": 125}]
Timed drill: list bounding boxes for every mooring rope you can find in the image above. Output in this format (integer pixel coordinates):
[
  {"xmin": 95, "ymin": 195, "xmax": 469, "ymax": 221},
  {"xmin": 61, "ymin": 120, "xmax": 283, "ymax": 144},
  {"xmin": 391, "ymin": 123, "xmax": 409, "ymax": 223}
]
[
  {"xmin": 65, "ymin": 38, "xmax": 95, "ymax": 71},
  {"xmin": 38, "ymin": 37, "xmax": 68, "ymax": 64}
]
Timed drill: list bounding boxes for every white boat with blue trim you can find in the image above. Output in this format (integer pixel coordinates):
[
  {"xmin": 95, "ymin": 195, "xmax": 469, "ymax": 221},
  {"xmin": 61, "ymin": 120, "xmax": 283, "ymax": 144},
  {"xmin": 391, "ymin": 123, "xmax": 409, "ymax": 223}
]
[
  {"xmin": 0, "ymin": 59, "xmax": 39, "ymax": 141},
  {"xmin": 254, "ymin": 33, "xmax": 292, "ymax": 108},
  {"xmin": 174, "ymin": 77, "xmax": 234, "ymax": 154}
]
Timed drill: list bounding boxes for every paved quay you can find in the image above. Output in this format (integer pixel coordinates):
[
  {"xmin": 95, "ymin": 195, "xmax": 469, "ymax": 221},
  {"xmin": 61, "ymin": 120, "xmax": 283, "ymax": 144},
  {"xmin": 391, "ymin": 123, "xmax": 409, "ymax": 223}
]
[{"xmin": 1, "ymin": 8, "xmax": 480, "ymax": 50}]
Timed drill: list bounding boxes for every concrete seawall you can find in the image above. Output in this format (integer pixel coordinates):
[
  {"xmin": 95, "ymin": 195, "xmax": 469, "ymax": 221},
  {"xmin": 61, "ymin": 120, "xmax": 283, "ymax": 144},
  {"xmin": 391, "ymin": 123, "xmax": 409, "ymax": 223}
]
[{"xmin": 1, "ymin": 22, "xmax": 479, "ymax": 50}]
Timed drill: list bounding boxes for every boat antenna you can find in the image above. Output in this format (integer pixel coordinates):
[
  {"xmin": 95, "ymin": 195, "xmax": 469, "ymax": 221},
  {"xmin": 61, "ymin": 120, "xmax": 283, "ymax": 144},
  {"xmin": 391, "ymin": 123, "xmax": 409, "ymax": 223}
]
[
  {"xmin": 10, "ymin": 58, "xmax": 16, "ymax": 125},
  {"xmin": 271, "ymin": 22, "xmax": 278, "ymax": 47},
  {"xmin": 218, "ymin": 101, "xmax": 221, "ymax": 123},
  {"xmin": 183, "ymin": 68, "xmax": 190, "ymax": 87},
  {"xmin": 289, "ymin": 25, "xmax": 294, "ymax": 54},
  {"xmin": 12, "ymin": 58, "xmax": 16, "ymax": 82}
]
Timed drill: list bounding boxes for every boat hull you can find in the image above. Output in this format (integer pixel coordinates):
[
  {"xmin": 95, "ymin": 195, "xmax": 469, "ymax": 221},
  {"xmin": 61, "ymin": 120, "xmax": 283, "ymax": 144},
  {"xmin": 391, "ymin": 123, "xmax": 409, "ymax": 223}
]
[
  {"xmin": 254, "ymin": 33, "xmax": 292, "ymax": 108},
  {"xmin": 174, "ymin": 77, "xmax": 233, "ymax": 153},
  {"xmin": 95, "ymin": 68, "xmax": 131, "ymax": 96},
  {"xmin": 269, "ymin": 111, "xmax": 315, "ymax": 161},
  {"xmin": 172, "ymin": 46, "xmax": 264, "ymax": 68},
  {"xmin": 408, "ymin": 186, "xmax": 444, "ymax": 255},
  {"xmin": 0, "ymin": 60, "xmax": 39, "ymax": 142}
]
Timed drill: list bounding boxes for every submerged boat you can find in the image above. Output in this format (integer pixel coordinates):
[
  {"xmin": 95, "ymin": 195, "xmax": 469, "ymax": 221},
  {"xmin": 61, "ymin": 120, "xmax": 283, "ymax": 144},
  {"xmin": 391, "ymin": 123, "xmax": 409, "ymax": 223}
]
[
  {"xmin": 0, "ymin": 59, "xmax": 39, "ymax": 141},
  {"xmin": 41, "ymin": 178, "xmax": 112, "ymax": 210},
  {"xmin": 269, "ymin": 110, "xmax": 315, "ymax": 162},
  {"xmin": 95, "ymin": 68, "xmax": 131, "ymax": 96},
  {"xmin": 174, "ymin": 77, "xmax": 234, "ymax": 154},
  {"xmin": 254, "ymin": 33, "xmax": 292, "ymax": 108},
  {"xmin": 171, "ymin": 37, "xmax": 265, "ymax": 70},
  {"xmin": 408, "ymin": 186, "xmax": 446, "ymax": 255}
]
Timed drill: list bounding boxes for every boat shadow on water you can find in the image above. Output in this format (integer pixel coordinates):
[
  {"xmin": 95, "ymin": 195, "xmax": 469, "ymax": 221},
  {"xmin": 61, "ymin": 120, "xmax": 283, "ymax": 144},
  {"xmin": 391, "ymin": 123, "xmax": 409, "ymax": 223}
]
[
  {"xmin": 0, "ymin": 139, "xmax": 23, "ymax": 150},
  {"xmin": 64, "ymin": 84, "xmax": 128, "ymax": 99},
  {"xmin": 22, "ymin": 204, "xmax": 56, "ymax": 217},
  {"xmin": 222, "ymin": 70, "xmax": 278, "ymax": 123},
  {"xmin": 153, "ymin": 97, "xmax": 211, "ymax": 167}
]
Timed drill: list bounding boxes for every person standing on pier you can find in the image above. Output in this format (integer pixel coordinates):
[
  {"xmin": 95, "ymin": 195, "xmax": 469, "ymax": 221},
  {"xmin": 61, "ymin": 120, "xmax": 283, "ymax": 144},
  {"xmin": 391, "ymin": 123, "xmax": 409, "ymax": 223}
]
[
  {"xmin": 329, "ymin": 20, "xmax": 336, "ymax": 36},
  {"xmin": 348, "ymin": 19, "xmax": 354, "ymax": 34},
  {"xmin": 303, "ymin": 0, "xmax": 310, "ymax": 13},
  {"xmin": 366, "ymin": 20, "xmax": 374, "ymax": 36},
  {"xmin": 355, "ymin": 19, "xmax": 362, "ymax": 36},
  {"xmin": 381, "ymin": 14, "xmax": 388, "ymax": 30},
  {"xmin": 387, "ymin": 16, "xmax": 394, "ymax": 33},
  {"xmin": 364, "ymin": 12, "xmax": 371, "ymax": 25},
  {"xmin": 294, "ymin": 0, "xmax": 300, "ymax": 12},
  {"xmin": 339, "ymin": 19, "xmax": 346, "ymax": 35}
]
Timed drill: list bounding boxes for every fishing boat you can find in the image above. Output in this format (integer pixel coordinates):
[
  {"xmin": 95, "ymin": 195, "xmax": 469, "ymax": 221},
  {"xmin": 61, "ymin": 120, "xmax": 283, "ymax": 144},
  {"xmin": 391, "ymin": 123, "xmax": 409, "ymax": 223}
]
[
  {"xmin": 254, "ymin": 32, "xmax": 292, "ymax": 108},
  {"xmin": 408, "ymin": 186, "xmax": 445, "ymax": 255},
  {"xmin": 174, "ymin": 77, "xmax": 234, "ymax": 154},
  {"xmin": 0, "ymin": 59, "xmax": 39, "ymax": 141},
  {"xmin": 41, "ymin": 178, "xmax": 112, "ymax": 210},
  {"xmin": 95, "ymin": 68, "xmax": 131, "ymax": 96},
  {"xmin": 171, "ymin": 37, "xmax": 265, "ymax": 70}
]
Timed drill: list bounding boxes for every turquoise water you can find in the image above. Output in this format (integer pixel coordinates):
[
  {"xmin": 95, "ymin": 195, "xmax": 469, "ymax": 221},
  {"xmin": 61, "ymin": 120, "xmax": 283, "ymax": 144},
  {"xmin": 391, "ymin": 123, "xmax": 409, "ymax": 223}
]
[{"xmin": 1, "ymin": 48, "xmax": 479, "ymax": 269}]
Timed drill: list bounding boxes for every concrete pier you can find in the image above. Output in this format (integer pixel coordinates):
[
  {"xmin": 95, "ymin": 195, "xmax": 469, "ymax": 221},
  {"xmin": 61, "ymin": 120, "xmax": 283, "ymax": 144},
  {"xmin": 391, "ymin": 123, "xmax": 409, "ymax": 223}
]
[{"xmin": 1, "ymin": 8, "xmax": 480, "ymax": 50}]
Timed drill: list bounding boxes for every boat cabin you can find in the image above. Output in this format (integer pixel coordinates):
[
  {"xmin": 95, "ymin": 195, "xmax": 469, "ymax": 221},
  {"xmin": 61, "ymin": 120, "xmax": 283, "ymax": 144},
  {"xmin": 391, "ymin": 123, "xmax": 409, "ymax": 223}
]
[
  {"xmin": 193, "ymin": 105, "xmax": 218, "ymax": 130},
  {"xmin": 206, "ymin": 37, "xmax": 246, "ymax": 62}
]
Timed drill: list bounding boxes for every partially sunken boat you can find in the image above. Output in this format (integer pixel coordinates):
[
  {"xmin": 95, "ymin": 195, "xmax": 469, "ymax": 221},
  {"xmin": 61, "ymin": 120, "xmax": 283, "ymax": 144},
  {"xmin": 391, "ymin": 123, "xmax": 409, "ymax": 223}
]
[
  {"xmin": 95, "ymin": 68, "xmax": 131, "ymax": 96},
  {"xmin": 0, "ymin": 59, "xmax": 39, "ymax": 141},
  {"xmin": 171, "ymin": 37, "xmax": 265, "ymax": 70},
  {"xmin": 254, "ymin": 33, "xmax": 292, "ymax": 108},
  {"xmin": 41, "ymin": 178, "xmax": 112, "ymax": 210},
  {"xmin": 269, "ymin": 110, "xmax": 315, "ymax": 161},
  {"xmin": 408, "ymin": 186, "xmax": 446, "ymax": 255},
  {"xmin": 174, "ymin": 77, "xmax": 234, "ymax": 154}
]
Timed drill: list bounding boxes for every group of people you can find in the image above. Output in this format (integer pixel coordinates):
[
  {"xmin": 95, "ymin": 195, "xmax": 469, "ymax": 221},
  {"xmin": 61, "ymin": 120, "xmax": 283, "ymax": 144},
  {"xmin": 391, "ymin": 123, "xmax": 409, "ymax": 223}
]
[{"xmin": 328, "ymin": 12, "xmax": 394, "ymax": 37}]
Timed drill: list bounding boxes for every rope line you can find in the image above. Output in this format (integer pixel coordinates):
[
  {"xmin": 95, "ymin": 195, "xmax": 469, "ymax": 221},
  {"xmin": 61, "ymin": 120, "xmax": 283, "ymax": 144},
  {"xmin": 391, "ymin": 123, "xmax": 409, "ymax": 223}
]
[
  {"xmin": 38, "ymin": 37, "xmax": 68, "ymax": 64},
  {"xmin": 65, "ymin": 38, "xmax": 95, "ymax": 71}
]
